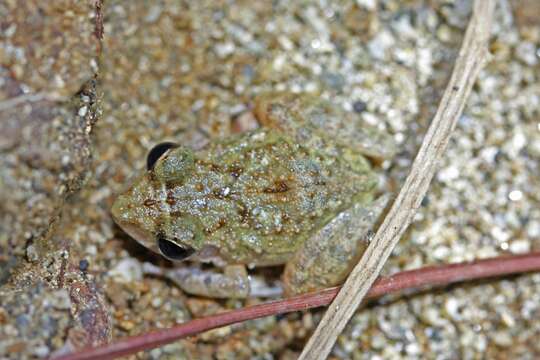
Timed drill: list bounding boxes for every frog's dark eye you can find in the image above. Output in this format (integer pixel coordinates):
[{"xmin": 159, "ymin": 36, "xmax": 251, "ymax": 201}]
[
  {"xmin": 157, "ymin": 237, "xmax": 195, "ymax": 261},
  {"xmin": 147, "ymin": 142, "xmax": 179, "ymax": 170}
]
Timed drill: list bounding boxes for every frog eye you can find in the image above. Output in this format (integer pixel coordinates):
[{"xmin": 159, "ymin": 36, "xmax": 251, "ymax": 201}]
[
  {"xmin": 147, "ymin": 142, "xmax": 179, "ymax": 170},
  {"xmin": 153, "ymin": 146, "xmax": 195, "ymax": 183},
  {"xmin": 157, "ymin": 236, "xmax": 195, "ymax": 261}
]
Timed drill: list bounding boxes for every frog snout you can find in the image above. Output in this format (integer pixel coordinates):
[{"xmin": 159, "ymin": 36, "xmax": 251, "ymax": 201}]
[
  {"xmin": 111, "ymin": 194, "xmax": 160, "ymax": 252},
  {"xmin": 111, "ymin": 194, "xmax": 147, "ymax": 237},
  {"xmin": 110, "ymin": 194, "xmax": 133, "ymax": 224}
]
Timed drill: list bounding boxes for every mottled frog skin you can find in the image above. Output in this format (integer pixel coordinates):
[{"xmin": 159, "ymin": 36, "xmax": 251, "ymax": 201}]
[{"xmin": 111, "ymin": 93, "xmax": 395, "ymax": 298}]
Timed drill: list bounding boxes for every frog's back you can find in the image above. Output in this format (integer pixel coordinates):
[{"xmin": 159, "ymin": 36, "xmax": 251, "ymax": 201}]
[{"xmin": 167, "ymin": 129, "xmax": 376, "ymax": 265}]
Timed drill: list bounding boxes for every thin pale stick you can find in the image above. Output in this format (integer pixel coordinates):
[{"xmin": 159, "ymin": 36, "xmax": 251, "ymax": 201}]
[{"xmin": 299, "ymin": 1, "xmax": 496, "ymax": 358}]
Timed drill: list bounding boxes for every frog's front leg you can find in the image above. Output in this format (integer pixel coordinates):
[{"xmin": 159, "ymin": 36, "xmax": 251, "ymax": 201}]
[
  {"xmin": 282, "ymin": 194, "xmax": 390, "ymax": 296},
  {"xmin": 143, "ymin": 263, "xmax": 251, "ymax": 299},
  {"xmin": 143, "ymin": 263, "xmax": 283, "ymax": 298}
]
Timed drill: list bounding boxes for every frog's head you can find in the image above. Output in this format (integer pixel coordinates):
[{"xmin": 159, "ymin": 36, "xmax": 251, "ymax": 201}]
[{"xmin": 111, "ymin": 142, "xmax": 205, "ymax": 262}]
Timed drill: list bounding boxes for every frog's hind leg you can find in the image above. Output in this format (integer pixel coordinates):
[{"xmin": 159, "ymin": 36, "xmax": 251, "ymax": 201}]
[
  {"xmin": 282, "ymin": 194, "xmax": 391, "ymax": 297},
  {"xmin": 254, "ymin": 93, "xmax": 397, "ymax": 160},
  {"xmin": 143, "ymin": 263, "xmax": 251, "ymax": 299}
]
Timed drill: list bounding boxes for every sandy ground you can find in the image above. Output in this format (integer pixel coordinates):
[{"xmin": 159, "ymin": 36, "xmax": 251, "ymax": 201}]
[{"xmin": 1, "ymin": 0, "xmax": 539, "ymax": 358}]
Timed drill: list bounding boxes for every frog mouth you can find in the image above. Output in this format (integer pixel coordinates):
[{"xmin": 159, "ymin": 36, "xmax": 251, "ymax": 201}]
[
  {"xmin": 114, "ymin": 220, "xmax": 157, "ymax": 251},
  {"xmin": 191, "ymin": 245, "xmax": 227, "ymax": 267}
]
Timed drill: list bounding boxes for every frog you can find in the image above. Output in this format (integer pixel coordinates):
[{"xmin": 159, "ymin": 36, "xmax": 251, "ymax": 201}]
[{"xmin": 111, "ymin": 93, "xmax": 396, "ymax": 298}]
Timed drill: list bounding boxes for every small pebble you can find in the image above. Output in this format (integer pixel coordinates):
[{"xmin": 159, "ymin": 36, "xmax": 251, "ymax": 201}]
[
  {"xmin": 352, "ymin": 100, "xmax": 368, "ymax": 113},
  {"xmin": 79, "ymin": 259, "xmax": 89, "ymax": 272},
  {"xmin": 109, "ymin": 258, "xmax": 143, "ymax": 283}
]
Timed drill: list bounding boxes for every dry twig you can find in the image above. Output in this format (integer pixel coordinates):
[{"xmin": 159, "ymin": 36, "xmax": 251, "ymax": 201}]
[
  {"xmin": 299, "ymin": 1, "xmax": 496, "ymax": 358},
  {"xmin": 52, "ymin": 251, "xmax": 540, "ymax": 360}
]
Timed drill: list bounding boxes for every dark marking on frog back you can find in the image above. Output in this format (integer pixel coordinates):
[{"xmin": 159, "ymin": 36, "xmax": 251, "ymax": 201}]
[
  {"xmin": 204, "ymin": 218, "xmax": 227, "ymax": 235},
  {"xmin": 166, "ymin": 191, "xmax": 176, "ymax": 206},
  {"xmin": 197, "ymin": 159, "xmax": 222, "ymax": 173},
  {"xmin": 143, "ymin": 199, "xmax": 157, "ymax": 207},
  {"xmin": 228, "ymin": 165, "xmax": 243, "ymax": 179},
  {"xmin": 237, "ymin": 203, "xmax": 249, "ymax": 224},
  {"xmin": 263, "ymin": 180, "xmax": 290, "ymax": 194}
]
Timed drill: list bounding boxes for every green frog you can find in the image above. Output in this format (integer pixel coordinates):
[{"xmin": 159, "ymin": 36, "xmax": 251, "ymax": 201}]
[{"xmin": 111, "ymin": 93, "xmax": 396, "ymax": 298}]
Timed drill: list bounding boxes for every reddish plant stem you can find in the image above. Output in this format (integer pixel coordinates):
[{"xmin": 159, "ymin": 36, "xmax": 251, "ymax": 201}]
[{"xmin": 53, "ymin": 252, "xmax": 540, "ymax": 360}]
